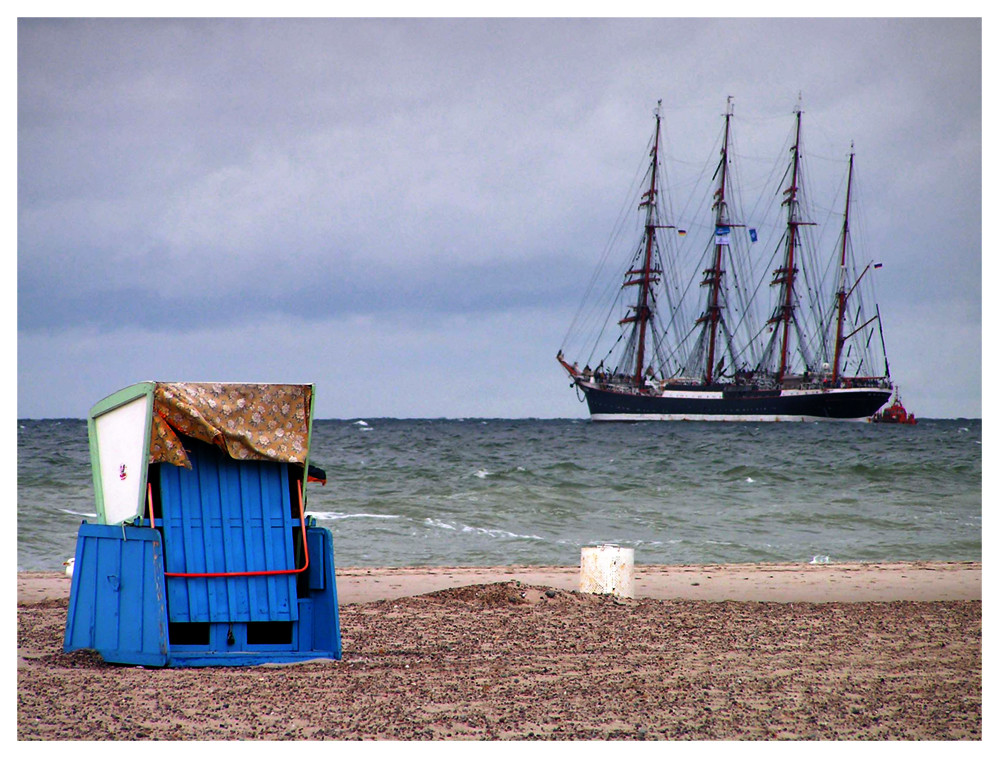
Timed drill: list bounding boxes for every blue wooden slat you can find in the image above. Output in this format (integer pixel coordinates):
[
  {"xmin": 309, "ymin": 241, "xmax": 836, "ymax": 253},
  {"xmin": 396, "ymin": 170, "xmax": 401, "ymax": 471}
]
[
  {"xmin": 158, "ymin": 471, "xmax": 183, "ymax": 619},
  {"xmin": 198, "ymin": 454, "xmax": 226, "ymax": 619},
  {"xmin": 278, "ymin": 468, "xmax": 295, "ymax": 617},
  {"xmin": 240, "ymin": 465, "xmax": 268, "ymax": 616},
  {"xmin": 138, "ymin": 535, "xmax": 169, "ymax": 656},
  {"xmin": 179, "ymin": 456, "xmax": 209, "ymax": 620},
  {"xmin": 219, "ymin": 462, "xmax": 248, "ymax": 618},
  {"xmin": 237, "ymin": 465, "xmax": 262, "ymax": 618},
  {"xmin": 260, "ymin": 466, "xmax": 281, "ymax": 615},
  {"xmin": 65, "ymin": 527, "xmax": 99, "ymax": 649},
  {"xmin": 93, "ymin": 530, "xmax": 121, "ymax": 649}
]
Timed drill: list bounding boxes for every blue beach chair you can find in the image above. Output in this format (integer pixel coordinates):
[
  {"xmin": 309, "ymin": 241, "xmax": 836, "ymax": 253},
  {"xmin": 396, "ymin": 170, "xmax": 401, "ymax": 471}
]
[{"xmin": 63, "ymin": 382, "xmax": 342, "ymax": 667}]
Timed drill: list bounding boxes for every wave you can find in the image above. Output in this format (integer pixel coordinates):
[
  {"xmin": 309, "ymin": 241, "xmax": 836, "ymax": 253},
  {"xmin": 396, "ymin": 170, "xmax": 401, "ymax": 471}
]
[
  {"xmin": 309, "ymin": 511, "xmax": 401, "ymax": 521},
  {"xmin": 475, "ymin": 465, "xmax": 528, "ymax": 477},
  {"xmin": 720, "ymin": 465, "xmax": 793, "ymax": 482},
  {"xmin": 423, "ymin": 517, "xmax": 545, "ymax": 543},
  {"xmin": 18, "ymin": 418, "xmax": 981, "ymax": 571},
  {"xmin": 57, "ymin": 507, "xmax": 97, "ymax": 518}
]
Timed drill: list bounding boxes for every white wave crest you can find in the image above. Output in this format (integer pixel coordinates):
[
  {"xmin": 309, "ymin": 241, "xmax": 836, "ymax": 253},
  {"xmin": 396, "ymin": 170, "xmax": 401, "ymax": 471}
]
[
  {"xmin": 424, "ymin": 518, "xmax": 457, "ymax": 531},
  {"xmin": 424, "ymin": 517, "xmax": 543, "ymax": 542},
  {"xmin": 58, "ymin": 508, "xmax": 97, "ymax": 518},
  {"xmin": 310, "ymin": 511, "xmax": 400, "ymax": 521}
]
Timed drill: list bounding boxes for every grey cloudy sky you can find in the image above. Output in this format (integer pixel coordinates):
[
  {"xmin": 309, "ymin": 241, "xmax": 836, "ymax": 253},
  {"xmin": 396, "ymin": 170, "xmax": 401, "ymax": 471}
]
[{"xmin": 17, "ymin": 17, "xmax": 982, "ymax": 419}]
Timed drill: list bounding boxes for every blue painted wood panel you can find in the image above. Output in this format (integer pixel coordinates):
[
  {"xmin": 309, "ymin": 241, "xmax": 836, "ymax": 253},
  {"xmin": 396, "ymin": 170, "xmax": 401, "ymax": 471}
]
[
  {"xmin": 63, "ymin": 523, "xmax": 169, "ymax": 667},
  {"xmin": 157, "ymin": 438, "xmax": 298, "ymax": 624}
]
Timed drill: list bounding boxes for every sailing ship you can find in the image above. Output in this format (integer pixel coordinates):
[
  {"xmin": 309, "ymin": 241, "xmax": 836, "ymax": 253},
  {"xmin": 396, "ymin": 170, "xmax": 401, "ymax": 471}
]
[{"xmin": 558, "ymin": 98, "xmax": 894, "ymax": 422}]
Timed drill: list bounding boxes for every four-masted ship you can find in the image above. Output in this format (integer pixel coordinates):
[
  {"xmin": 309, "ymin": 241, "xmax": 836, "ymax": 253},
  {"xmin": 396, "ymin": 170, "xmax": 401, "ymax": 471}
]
[{"xmin": 558, "ymin": 99, "xmax": 893, "ymax": 421}]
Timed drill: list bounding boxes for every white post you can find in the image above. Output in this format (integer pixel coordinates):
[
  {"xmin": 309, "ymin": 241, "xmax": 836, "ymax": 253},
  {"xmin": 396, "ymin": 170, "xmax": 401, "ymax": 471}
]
[{"xmin": 579, "ymin": 544, "xmax": 635, "ymax": 598}]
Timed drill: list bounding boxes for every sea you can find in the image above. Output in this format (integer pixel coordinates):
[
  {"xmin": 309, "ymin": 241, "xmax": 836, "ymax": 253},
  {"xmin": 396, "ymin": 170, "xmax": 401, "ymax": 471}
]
[{"xmin": 17, "ymin": 418, "xmax": 982, "ymax": 573}]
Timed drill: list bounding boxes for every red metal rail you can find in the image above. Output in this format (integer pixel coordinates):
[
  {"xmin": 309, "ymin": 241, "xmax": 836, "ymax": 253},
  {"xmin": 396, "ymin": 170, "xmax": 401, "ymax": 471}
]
[{"xmin": 147, "ymin": 480, "xmax": 310, "ymax": 578}]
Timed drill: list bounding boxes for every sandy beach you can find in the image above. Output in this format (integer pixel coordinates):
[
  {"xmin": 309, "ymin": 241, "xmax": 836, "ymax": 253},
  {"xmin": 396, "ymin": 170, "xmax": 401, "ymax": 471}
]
[{"xmin": 17, "ymin": 561, "xmax": 981, "ymax": 740}]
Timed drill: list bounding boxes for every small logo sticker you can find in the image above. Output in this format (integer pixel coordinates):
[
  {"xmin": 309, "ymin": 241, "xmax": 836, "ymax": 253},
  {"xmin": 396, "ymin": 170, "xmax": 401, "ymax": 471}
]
[{"xmin": 119, "ymin": 464, "xmax": 127, "ymax": 481}]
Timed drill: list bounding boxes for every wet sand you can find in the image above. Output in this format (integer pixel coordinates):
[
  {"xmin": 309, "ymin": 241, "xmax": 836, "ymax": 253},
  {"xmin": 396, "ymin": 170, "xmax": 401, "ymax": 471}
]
[{"xmin": 17, "ymin": 562, "xmax": 982, "ymax": 740}]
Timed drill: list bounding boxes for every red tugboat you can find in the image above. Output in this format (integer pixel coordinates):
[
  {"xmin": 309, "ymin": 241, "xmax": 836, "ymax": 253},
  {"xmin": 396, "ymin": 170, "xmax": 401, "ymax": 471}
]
[{"xmin": 871, "ymin": 391, "xmax": 917, "ymax": 424}]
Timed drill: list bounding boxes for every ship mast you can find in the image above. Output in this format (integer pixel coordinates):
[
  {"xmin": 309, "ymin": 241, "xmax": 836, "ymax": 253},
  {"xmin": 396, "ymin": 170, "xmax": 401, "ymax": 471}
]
[
  {"xmin": 770, "ymin": 103, "xmax": 806, "ymax": 385},
  {"xmin": 700, "ymin": 97, "xmax": 734, "ymax": 384},
  {"xmin": 621, "ymin": 101, "xmax": 663, "ymax": 386},
  {"xmin": 831, "ymin": 145, "xmax": 855, "ymax": 384}
]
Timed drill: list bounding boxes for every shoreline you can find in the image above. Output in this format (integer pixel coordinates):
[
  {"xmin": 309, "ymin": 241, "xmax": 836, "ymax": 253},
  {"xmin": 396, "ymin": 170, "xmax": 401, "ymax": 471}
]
[{"xmin": 18, "ymin": 560, "xmax": 981, "ymax": 605}]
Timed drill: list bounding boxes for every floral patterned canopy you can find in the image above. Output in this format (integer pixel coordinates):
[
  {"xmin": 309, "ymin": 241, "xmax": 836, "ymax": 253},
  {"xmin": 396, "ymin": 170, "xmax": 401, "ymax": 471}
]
[{"xmin": 148, "ymin": 382, "xmax": 313, "ymax": 469}]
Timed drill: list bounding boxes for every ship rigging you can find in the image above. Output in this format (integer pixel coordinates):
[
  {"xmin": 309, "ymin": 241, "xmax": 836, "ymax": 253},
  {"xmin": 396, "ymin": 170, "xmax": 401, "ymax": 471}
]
[{"xmin": 558, "ymin": 97, "xmax": 893, "ymax": 421}]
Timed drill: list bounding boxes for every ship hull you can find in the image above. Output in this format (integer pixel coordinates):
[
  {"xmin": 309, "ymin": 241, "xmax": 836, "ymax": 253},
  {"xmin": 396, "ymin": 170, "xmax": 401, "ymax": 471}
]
[{"xmin": 581, "ymin": 384, "xmax": 891, "ymax": 422}]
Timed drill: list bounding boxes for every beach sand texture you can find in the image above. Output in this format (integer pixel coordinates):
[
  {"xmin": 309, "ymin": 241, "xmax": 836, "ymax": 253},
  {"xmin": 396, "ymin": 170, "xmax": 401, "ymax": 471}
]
[{"xmin": 18, "ymin": 562, "xmax": 981, "ymax": 740}]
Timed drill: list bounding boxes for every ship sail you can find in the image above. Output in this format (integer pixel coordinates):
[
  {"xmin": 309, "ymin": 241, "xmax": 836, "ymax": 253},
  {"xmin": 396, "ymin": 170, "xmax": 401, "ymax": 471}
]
[{"xmin": 558, "ymin": 98, "xmax": 893, "ymax": 422}]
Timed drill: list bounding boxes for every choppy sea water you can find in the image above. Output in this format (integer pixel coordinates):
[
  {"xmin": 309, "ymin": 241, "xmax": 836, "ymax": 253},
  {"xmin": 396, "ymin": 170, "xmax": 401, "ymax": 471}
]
[{"xmin": 17, "ymin": 418, "xmax": 981, "ymax": 572}]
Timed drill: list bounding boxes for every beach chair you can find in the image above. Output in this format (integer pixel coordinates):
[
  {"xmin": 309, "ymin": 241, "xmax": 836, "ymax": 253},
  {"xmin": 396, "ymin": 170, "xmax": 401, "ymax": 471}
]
[{"xmin": 63, "ymin": 382, "xmax": 341, "ymax": 667}]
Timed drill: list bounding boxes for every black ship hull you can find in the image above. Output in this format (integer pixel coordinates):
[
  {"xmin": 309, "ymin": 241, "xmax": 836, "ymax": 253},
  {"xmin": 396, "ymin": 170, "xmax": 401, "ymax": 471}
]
[{"xmin": 581, "ymin": 383, "xmax": 891, "ymax": 422}]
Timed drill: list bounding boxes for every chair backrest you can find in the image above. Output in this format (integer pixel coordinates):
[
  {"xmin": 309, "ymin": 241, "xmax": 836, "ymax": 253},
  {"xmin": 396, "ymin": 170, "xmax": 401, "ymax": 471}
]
[{"xmin": 157, "ymin": 437, "xmax": 299, "ymax": 624}]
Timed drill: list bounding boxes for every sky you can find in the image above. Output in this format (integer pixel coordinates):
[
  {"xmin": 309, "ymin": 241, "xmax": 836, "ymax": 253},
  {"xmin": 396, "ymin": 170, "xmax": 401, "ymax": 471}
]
[{"xmin": 15, "ymin": 15, "xmax": 983, "ymax": 419}]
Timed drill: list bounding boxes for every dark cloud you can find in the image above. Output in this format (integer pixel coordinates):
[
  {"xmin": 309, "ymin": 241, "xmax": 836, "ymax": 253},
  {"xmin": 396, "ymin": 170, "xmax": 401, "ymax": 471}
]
[{"xmin": 17, "ymin": 18, "xmax": 982, "ymax": 418}]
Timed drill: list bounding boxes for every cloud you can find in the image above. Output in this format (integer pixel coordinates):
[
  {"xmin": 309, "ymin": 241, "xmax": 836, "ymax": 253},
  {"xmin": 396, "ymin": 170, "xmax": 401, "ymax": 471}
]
[
  {"xmin": 17, "ymin": 17, "xmax": 982, "ymax": 418},
  {"xmin": 17, "ymin": 307, "xmax": 583, "ymax": 419}
]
